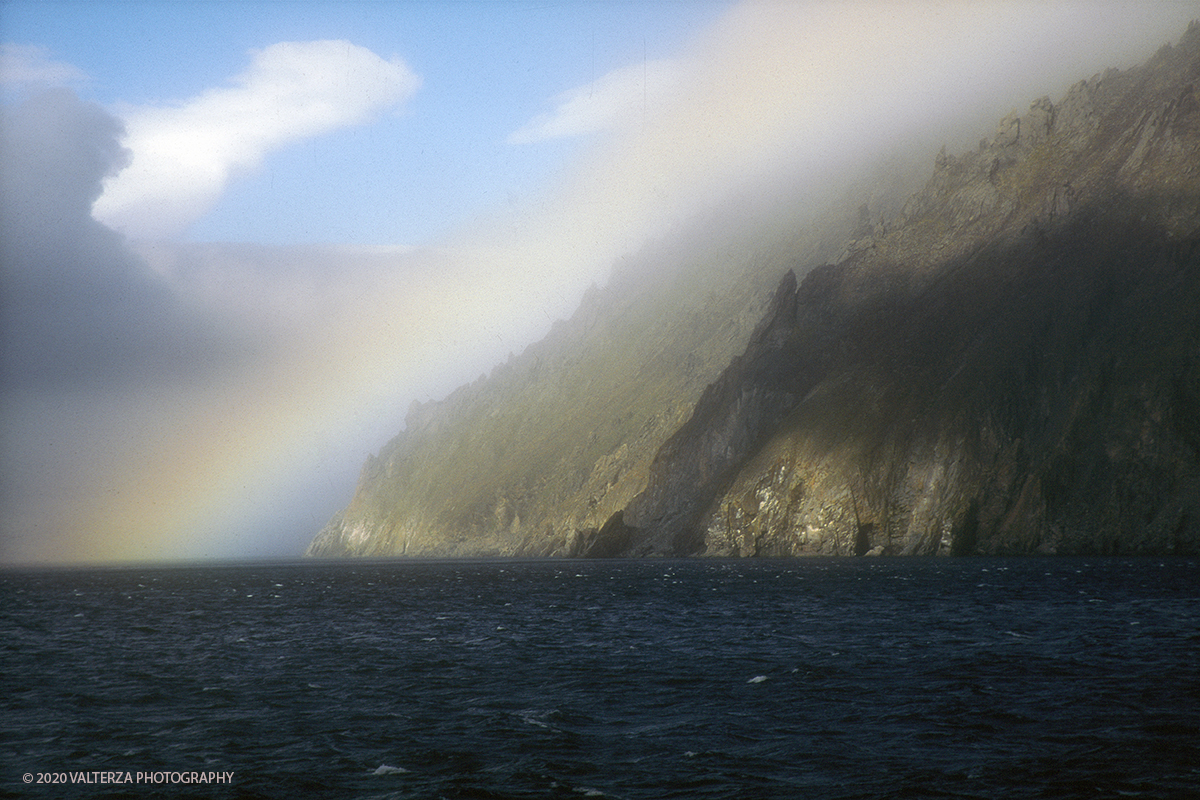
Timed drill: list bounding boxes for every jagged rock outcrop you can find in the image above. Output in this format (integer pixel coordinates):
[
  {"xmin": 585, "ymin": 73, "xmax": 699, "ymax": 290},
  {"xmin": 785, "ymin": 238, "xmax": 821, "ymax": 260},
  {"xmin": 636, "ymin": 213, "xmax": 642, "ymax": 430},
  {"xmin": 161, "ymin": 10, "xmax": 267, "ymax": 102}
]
[
  {"xmin": 309, "ymin": 22, "xmax": 1200, "ymax": 559},
  {"xmin": 614, "ymin": 21, "xmax": 1200, "ymax": 557}
]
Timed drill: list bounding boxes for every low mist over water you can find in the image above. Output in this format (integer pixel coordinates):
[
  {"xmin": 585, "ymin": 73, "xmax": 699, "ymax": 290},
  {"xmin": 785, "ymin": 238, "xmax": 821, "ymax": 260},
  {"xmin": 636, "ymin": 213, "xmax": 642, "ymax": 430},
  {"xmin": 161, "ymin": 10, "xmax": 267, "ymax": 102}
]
[{"xmin": 2, "ymin": 2, "xmax": 1197, "ymax": 564}]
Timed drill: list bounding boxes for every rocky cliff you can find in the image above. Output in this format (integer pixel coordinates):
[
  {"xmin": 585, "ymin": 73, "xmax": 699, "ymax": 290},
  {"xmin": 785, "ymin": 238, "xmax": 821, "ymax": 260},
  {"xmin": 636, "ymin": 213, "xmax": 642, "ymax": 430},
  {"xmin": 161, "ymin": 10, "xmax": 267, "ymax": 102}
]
[
  {"xmin": 305, "ymin": 193, "xmax": 869, "ymax": 557},
  {"xmin": 309, "ymin": 22, "xmax": 1200, "ymax": 558}
]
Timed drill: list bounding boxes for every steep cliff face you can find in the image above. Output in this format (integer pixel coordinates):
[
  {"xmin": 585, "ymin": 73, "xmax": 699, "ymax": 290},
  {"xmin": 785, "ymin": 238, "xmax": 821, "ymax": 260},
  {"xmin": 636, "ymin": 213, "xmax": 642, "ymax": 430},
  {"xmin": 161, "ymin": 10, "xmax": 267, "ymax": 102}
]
[
  {"xmin": 614, "ymin": 22, "xmax": 1200, "ymax": 557},
  {"xmin": 310, "ymin": 23, "xmax": 1200, "ymax": 559},
  {"xmin": 306, "ymin": 198, "xmax": 863, "ymax": 557}
]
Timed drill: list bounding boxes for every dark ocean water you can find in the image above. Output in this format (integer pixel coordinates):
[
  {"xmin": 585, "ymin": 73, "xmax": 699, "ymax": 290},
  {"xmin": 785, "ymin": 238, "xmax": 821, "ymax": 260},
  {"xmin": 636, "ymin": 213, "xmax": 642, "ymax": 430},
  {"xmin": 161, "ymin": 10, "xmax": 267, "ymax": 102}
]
[{"xmin": 2, "ymin": 557, "xmax": 1198, "ymax": 799}]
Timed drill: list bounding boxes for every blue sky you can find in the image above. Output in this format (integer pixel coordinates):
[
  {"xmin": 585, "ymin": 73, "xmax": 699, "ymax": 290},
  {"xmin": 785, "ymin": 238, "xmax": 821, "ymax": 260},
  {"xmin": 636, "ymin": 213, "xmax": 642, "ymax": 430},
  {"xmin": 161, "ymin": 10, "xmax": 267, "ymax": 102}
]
[
  {"xmin": 2, "ymin": 1, "xmax": 1197, "ymax": 564},
  {"xmin": 2, "ymin": 0, "xmax": 728, "ymax": 245}
]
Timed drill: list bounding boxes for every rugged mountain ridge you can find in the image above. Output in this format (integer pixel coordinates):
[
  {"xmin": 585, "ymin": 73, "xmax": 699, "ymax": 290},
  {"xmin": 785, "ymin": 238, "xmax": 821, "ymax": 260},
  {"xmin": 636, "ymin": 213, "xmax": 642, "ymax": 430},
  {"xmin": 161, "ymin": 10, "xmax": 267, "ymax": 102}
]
[
  {"xmin": 615, "ymin": 22, "xmax": 1200, "ymax": 557},
  {"xmin": 309, "ymin": 23, "xmax": 1200, "ymax": 558}
]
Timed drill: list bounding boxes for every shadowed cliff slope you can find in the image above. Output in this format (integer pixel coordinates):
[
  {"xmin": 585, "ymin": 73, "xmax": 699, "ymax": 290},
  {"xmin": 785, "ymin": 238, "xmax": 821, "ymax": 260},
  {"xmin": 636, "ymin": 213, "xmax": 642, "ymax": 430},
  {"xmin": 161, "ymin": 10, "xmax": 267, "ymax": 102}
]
[
  {"xmin": 616, "ymin": 23, "xmax": 1200, "ymax": 557},
  {"xmin": 310, "ymin": 22, "xmax": 1200, "ymax": 558}
]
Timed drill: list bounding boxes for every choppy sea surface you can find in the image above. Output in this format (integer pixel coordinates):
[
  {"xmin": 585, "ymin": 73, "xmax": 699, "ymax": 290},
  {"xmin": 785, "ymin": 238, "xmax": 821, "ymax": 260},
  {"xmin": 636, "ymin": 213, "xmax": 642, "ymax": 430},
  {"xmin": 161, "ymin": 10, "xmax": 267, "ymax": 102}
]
[{"xmin": 2, "ymin": 557, "xmax": 1198, "ymax": 799}]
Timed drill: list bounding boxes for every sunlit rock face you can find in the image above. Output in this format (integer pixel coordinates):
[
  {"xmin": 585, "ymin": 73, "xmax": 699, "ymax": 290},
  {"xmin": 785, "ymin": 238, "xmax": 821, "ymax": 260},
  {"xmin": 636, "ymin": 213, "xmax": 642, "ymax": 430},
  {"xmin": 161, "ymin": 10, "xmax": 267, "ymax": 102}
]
[
  {"xmin": 309, "ymin": 22, "xmax": 1200, "ymax": 559},
  {"xmin": 688, "ymin": 215, "xmax": 1200, "ymax": 557},
  {"xmin": 622, "ymin": 23, "xmax": 1200, "ymax": 557}
]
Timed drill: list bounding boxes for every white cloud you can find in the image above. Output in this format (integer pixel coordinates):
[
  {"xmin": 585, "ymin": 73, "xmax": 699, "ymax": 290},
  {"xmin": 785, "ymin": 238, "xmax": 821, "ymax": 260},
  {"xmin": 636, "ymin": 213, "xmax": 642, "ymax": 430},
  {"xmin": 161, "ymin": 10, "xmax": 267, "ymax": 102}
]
[
  {"xmin": 92, "ymin": 40, "xmax": 420, "ymax": 240},
  {"xmin": 508, "ymin": 58, "xmax": 683, "ymax": 144},
  {"xmin": 0, "ymin": 44, "xmax": 88, "ymax": 89}
]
